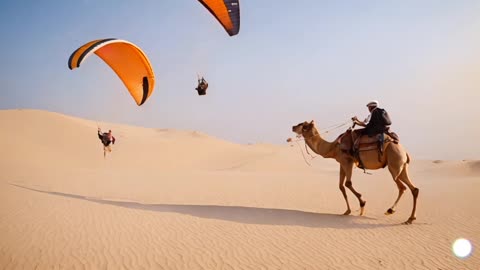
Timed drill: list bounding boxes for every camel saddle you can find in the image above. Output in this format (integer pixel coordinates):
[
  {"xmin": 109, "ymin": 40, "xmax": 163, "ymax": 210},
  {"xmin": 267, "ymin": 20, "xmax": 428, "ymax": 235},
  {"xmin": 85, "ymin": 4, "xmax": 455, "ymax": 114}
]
[{"xmin": 336, "ymin": 128, "xmax": 400, "ymax": 169}]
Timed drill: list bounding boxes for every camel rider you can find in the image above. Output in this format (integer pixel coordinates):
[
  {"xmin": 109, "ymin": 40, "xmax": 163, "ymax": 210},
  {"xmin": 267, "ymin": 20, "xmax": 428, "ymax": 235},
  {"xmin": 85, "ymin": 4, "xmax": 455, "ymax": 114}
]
[
  {"xmin": 351, "ymin": 100, "xmax": 392, "ymax": 137},
  {"xmin": 98, "ymin": 128, "xmax": 116, "ymax": 157},
  {"xmin": 195, "ymin": 77, "xmax": 208, "ymax": 95},
  {"xmin": 349, "ymin": 100, "xmax": 392, "ymax": 169}
]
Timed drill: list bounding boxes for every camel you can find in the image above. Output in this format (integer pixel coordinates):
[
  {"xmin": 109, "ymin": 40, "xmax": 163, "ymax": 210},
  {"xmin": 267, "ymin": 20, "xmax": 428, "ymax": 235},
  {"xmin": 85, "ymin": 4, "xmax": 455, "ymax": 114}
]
[{"xmin": 292, "ymin": 120, "xmax": 419, "ymax": 224}]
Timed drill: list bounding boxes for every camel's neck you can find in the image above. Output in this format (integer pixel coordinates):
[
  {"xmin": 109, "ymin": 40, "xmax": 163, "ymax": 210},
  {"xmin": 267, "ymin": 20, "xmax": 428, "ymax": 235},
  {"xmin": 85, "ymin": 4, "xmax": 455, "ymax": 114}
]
[{"xmin": 304, "ymin": 134, "xmax": 336, "ymax": 158}]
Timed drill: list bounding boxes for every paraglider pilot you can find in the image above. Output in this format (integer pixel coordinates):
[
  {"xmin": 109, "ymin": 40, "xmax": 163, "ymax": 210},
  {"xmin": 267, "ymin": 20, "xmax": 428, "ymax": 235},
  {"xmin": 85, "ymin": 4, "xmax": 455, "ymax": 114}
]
[
  {"xmin": 98, "ymin": 128, "xmax": 116, "ymax": 158},
  {"xmin": 196, "ymin": 77, "xmax": 208, "ymax": 95}
]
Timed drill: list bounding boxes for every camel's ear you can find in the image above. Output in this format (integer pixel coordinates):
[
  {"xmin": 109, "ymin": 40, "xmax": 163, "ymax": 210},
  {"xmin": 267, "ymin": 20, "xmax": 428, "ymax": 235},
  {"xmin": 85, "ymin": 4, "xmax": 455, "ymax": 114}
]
[
  {"xmin": 310, "ymin": 120, "xmax": 314, "ymax": 125},
  {"xmin": 302, "ymin": 121, "xmax": 309, "ymax": 130}
]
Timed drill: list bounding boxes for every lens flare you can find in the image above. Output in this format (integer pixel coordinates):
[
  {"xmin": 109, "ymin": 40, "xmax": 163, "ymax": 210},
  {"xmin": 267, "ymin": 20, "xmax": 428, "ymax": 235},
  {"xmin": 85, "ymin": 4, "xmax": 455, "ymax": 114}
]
[{"xmin": 452, "ymin": 238, "xmax": 473, "ymax": 258}]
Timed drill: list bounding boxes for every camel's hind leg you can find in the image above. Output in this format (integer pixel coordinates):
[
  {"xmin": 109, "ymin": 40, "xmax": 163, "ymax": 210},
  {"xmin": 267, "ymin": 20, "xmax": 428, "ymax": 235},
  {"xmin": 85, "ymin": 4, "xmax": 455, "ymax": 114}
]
[
  {"xmin": 385, "ymin": 179, "xmax": 407, "ymax": 215},
  {"xmin": 398, "ymin": 165, "xmax": 419, "ymax": 224},
  {"xmin": 386, "ymin": 155, "xmax": 408, "ymax": 216}
]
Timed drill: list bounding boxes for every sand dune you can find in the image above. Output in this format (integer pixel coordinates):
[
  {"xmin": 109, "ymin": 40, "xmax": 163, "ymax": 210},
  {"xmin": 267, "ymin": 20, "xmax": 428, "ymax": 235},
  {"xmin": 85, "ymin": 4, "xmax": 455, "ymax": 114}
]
[
  {"xmin": 467, "ymin": 160, "xmax": 480, "ymax": 173},
  {"xmin": 0, "ymin": 109, "xmax": 479, "ymax": 269}
]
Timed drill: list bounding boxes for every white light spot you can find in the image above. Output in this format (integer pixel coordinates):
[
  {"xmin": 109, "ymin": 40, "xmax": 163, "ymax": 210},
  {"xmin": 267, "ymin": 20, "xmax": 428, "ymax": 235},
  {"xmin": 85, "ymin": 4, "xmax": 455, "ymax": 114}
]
[{"xmin": 452, "ymin": 238, "xmax": 473, "ymax": 258}]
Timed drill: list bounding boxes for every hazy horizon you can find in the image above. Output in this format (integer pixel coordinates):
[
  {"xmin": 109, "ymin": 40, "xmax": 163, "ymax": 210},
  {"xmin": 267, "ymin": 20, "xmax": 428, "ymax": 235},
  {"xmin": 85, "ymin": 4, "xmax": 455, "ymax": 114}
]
[{"xmin": 1, "ymin": 1, "xmax": 479, "ymax": 160}]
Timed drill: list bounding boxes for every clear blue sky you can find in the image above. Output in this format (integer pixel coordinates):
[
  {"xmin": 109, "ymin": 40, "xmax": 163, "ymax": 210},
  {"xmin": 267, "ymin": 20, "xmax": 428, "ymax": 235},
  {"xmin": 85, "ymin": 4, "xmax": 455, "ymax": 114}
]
[{"xmin": 1, "ymin": 1, "xmax": 479, "ymax": 159}]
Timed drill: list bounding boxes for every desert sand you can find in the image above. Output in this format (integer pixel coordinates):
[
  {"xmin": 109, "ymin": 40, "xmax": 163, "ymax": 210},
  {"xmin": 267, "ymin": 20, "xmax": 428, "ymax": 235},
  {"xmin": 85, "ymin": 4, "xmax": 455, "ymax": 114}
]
[{"xmin": 0, "ymin": 109, "xmax": 478, "ymax": 269}]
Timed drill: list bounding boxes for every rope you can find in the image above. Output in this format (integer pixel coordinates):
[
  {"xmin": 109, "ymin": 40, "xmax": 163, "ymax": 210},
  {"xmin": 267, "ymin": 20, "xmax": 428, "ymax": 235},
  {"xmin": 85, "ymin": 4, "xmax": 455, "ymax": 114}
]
[
  {"xmin": 289, "ymin": 119, "xmax": 352, "ymax": 167},
  {"xmin": 304, "ymin": 142, "xmax": 317, "ymax": 159},
  {"xmin": 295, "ymin": 140, "xmax": 312, "ymax": 166},
  {"xmin": 320, "ymin": 121, "xmax": 352, "ymax": 135},
  {"xmin": 321, "ymin": 121, "xmax": 351, "ymax": 130}
]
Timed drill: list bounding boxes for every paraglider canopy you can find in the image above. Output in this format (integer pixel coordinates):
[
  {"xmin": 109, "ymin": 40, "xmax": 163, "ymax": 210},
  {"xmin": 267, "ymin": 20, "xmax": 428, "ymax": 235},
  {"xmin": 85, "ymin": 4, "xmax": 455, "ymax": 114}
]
[
  {"xmin": 198, "ymin": 0, "xmax": 240, "ymax": 36},
  {"xmin": 68, "ymin": 38, "xmax": 155, "ymax": 106}
]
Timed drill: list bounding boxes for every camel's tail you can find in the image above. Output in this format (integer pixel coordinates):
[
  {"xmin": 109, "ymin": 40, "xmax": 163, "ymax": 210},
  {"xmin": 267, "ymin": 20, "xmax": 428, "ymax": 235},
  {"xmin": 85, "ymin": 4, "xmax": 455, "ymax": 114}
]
[{"xmin": 406, "ymin": 152, "xmax": 411, "ymax": 164}]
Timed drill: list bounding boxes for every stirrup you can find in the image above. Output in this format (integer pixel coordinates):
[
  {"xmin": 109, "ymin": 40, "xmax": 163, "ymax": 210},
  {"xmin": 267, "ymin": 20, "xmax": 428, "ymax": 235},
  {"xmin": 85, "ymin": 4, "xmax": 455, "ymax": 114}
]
[{"xmin": 362, "ymin": 169, "xmax": 372, "ymax": 175}]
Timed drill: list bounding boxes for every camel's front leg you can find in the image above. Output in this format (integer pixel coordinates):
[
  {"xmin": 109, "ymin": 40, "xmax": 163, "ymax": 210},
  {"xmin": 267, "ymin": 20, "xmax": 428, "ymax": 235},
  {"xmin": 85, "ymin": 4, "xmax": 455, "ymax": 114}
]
[
  {"xmin": 343, "ymin": 163, "xmax": 366, "ymax": 216},
  {"xmin": 338, "ymin": 166, "xmax": 351, "ymax": 215}
]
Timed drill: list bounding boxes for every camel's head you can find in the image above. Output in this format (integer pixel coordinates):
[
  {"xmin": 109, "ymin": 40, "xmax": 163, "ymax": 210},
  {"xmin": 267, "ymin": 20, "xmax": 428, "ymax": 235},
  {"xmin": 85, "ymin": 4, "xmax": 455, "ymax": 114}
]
[{"xmin": 292, "ymin": 120, "xmax": 318, "ymax": 138}]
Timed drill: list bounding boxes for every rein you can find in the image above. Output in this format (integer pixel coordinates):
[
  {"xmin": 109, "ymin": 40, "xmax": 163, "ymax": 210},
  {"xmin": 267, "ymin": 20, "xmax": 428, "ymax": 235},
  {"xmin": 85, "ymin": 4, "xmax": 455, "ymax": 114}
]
[
  {"xmin": 319, "ymin": 121, "xmax": 352, "ymax": 135},
  {"xmin": 294, "ymin": 139, "xmax": 313, "ymax": 166},
  {"xmin": 304, "ymin": 120, "xmax": 351, "ymax": 157}
]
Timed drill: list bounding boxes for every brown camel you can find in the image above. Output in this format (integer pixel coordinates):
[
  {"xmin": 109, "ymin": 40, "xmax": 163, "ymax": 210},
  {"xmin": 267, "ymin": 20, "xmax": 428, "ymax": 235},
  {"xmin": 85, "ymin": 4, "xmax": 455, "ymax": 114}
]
[{"xmin": 292, "ymin": 120, "xmax": 419, "ymax": 224}]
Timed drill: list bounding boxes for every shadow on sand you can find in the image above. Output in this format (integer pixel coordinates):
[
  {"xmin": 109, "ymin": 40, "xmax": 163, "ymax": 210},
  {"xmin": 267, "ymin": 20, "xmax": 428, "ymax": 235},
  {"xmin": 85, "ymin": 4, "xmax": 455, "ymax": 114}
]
[{"xmin": 11, "ymin": 183, "xmax": 403, "ymax": 229}]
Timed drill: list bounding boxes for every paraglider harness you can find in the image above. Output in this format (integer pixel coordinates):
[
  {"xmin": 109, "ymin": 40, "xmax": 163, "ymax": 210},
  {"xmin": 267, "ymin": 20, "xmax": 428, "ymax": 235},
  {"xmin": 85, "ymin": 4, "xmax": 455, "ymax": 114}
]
[{"xmin": 196, "ymin": 77, "xmax": 208, "ymax": 95}]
